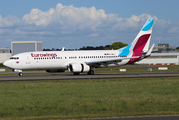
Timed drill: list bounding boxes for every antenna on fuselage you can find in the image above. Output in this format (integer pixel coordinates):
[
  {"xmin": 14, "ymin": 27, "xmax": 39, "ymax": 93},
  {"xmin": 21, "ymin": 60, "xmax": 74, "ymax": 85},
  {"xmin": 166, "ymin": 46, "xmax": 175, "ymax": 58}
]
[{"xmin": 61, "ymin": 47, "xmax": 65, "ymax": 51}]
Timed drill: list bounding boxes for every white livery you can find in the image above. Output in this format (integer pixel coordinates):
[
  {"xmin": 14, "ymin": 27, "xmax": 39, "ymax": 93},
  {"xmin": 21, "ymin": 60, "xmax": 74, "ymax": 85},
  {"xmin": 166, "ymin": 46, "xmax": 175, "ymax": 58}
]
[{"xmin": 3, "ymin": 18, "xmax": 155, "ymax": 76}]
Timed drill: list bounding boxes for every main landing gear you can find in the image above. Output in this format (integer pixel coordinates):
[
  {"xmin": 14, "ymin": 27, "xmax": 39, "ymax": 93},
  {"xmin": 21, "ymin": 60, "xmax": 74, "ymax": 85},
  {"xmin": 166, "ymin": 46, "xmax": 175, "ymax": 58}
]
[
  {"xmin": 73, "ymin": 70, "xmax": 94, "ymax": 75},
  {"xmin": 73, "ymin": 73, "xmax": 80, "ymax": 75},
  {"xmin": 19, "ymin": 72, "xmax": 23, "ymax": 76},
  {"xmin": 87, "ymin": 70, "xmax": 94, "ymax": 75}
]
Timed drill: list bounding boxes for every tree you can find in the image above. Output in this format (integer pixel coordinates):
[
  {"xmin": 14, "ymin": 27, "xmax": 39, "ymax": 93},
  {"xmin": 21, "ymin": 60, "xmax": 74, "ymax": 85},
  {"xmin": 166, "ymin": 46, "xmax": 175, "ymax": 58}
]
[
  {"xmin": 43, "ymin": 48, "xmax": 52, "ymax": 51},
  {"xmin": 109, "ymin": 42, "xmax": 128, "ymax": 50},
  {"xmin": 43, "ymin": 42, "xmax": 127, "ymax": 51}
]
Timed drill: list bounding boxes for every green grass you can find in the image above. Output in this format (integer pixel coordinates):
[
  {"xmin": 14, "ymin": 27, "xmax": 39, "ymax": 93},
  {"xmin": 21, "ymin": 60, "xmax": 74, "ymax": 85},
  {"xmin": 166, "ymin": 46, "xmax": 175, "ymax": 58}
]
[
  {"xmin": 0, "ymin": 77, "xmax": 179, "ymax": 120},
  {"xmin": 0, "ymin": 63, "xmax": 5, "ymax": 67}
]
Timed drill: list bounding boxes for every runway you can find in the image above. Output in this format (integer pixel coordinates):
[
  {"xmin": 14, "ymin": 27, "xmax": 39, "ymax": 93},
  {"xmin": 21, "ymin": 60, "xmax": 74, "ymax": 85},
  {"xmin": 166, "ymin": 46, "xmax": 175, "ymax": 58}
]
[
  {"xmin": 1, "ymin": 72, "xmax": 179, "ymax": 81},
  {"xmin": 86, "ymin": 115, "xmax": 179, "ymax": 120}
]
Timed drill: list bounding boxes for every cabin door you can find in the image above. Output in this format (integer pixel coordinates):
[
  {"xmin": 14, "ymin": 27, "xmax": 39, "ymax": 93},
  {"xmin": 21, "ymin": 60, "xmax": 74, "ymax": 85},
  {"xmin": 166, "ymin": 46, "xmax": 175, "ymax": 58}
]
[{"xmin": 26, "ymin": 54, "xmax": 31, "ymax": 64}]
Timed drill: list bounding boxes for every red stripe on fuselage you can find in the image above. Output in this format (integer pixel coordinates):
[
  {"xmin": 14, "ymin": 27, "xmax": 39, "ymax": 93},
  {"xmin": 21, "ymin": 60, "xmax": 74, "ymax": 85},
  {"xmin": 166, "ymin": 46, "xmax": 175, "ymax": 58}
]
[{"xmin": 127, "ymin": 34, "xmax": 151, "ymax": 64}]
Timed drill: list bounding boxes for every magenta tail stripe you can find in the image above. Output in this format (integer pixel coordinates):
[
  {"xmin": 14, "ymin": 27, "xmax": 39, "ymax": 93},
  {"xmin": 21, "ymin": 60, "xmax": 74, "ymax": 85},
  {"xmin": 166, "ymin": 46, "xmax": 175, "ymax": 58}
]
[{"xmin": 132, "ymin": 34, "xmax": 151, "ymax": 56}]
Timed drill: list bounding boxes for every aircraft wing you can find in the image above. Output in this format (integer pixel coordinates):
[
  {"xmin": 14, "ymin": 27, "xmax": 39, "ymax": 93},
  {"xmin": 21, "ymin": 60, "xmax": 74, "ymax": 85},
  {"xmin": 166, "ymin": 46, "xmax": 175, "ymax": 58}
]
[{"xmin": 86, "ymin": 56, "xmax": 140, "ymax": 68}]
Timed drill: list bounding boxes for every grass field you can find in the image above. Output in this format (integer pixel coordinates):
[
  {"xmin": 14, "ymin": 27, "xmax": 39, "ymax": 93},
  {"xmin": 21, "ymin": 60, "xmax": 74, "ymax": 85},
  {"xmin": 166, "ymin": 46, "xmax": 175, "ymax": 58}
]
[{"xmin": 0, "ymin": 77, "xmax": 179, "ymax": 120}]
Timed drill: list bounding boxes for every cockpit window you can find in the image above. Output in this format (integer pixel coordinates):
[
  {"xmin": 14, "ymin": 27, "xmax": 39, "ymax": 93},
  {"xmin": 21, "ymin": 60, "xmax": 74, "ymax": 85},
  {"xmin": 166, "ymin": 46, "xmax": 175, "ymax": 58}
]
[{"xmin": 10, "ymin": 57, "xmax": 19, "ymax": 60}]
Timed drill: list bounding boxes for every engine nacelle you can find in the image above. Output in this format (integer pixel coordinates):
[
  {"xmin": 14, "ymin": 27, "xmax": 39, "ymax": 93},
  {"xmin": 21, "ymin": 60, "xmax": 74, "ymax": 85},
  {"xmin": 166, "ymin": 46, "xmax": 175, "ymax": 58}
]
[
  {"xmin": 68, "ymin": 63, "xmax": 90, "ymax": 73},
  {"xmin": 46, "ymin": 69, "xmax": 65, "ymax": 73},
  {"xmin": 13, "ymin": 69, "xmax": 22, "ymax": 73}
]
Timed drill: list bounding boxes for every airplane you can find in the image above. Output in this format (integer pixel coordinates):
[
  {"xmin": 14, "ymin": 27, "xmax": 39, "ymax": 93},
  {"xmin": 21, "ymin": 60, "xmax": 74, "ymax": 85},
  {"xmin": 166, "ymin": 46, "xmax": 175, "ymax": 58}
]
[{"xmin": 3, "ymin": 18, "xmax": 155, "ymax": 76}]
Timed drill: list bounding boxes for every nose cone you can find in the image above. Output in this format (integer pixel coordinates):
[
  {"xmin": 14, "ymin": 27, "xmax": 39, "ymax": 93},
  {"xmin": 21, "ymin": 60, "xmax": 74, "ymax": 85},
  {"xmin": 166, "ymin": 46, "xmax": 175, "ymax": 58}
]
[
  {"xmin": 3, "ymin": 61, "xmax": 7, "ymax": 66},
  {"xmin": 3, "ymin": 60, "xmax": 10, "ymax": 68}
]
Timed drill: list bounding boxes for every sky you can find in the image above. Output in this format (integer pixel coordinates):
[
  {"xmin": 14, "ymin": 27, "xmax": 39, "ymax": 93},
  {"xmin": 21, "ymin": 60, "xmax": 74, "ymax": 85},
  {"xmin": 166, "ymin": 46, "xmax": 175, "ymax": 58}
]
[{"xmin": 0, "ymin": 0, "xmax": 179, "ymax": 49}]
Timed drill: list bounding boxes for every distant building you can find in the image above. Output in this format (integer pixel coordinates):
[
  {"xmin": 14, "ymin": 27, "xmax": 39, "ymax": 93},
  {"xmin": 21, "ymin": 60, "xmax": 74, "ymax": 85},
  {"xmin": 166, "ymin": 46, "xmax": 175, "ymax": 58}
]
[
  {"xmin": 136, "ymin": 44, "xmax": 179, "ymax": 65},
  {"xmin": 0, "ymin": 48, "xmax": 10, "ymax": 53},
  {"xmin": 0, "ymin": 48, "xmax": 11, "ymax": 63},
  {"xmin": 11, "ymin": 41, "xmax": 43, "ymax": 55},
  {"xmin": 153, "ymin": 43, "xmax": 177, "ymax": 53},
  {"xmin": 137, "ymin": 53, "xmax": 179, "ymax": 65}
]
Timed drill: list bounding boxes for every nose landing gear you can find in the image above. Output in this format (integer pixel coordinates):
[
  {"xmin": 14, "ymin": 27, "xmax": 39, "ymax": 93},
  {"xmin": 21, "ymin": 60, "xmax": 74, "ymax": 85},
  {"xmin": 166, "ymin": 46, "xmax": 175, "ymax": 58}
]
[
  {"xmin": 19, "ymin": 72, "xmax": 23, "ymax": 76},
  {"xmin": 13, "ymin": 69, "xmax": 23, "ymax": 76},
  {"xmin": 87, "ymin": 70, "xmax": 94, "ymax": 75}
]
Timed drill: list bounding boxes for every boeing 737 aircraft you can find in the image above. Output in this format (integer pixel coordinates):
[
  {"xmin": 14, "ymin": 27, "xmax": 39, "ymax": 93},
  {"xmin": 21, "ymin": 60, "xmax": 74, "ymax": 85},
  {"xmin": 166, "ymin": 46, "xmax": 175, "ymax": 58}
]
[{"xmin": 3, "ymin": 18, "xmax": 155, "ymax": 76}]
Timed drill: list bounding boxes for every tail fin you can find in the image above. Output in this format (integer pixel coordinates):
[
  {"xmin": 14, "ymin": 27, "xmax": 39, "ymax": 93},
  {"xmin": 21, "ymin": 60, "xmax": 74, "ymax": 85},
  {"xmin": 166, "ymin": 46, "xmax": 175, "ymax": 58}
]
[
  {"xmin": 118, "ymin": 18, "xmax": 154, "ymax": 58},
  {"xmin": 130, "ymin": 18, "xmax": 154, "ymax": 57}
]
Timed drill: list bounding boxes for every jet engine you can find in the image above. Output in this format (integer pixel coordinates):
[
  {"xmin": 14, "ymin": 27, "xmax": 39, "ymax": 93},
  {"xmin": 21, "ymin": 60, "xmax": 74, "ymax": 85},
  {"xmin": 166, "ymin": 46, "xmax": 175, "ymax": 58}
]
[{"xmin": 68, "ymin": 63, "xmax": 90, "ymax": 73}]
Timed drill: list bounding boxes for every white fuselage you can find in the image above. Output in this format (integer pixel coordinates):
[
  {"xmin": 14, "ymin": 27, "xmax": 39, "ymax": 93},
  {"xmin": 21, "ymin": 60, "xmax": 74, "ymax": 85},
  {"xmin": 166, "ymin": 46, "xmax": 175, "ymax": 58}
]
[
  {"xmin": 3, "ymin": 18, "xmax": 155, "ymax": 75},
  {"xmin": 4, "ymin": 50, "xmax": 130, "ymax": 70}
]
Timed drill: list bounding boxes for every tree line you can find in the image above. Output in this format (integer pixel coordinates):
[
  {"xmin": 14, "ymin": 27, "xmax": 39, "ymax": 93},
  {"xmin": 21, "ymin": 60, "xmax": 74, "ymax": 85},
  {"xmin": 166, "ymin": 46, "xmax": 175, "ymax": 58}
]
[{"xmin": 43, "ymin": 42, "xmax": 128, "ymax": 51}]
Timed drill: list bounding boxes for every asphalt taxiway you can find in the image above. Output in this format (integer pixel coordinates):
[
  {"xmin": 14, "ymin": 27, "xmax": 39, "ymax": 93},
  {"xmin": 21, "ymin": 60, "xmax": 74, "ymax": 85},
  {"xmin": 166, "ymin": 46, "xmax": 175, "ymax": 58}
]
[
  {"xmin": 1, "ymin": 72, "xmax": 179, "ymax": 81},
  {"xmin": 86, "ymin": 115, "xmax": 179, "ymax": 120}
]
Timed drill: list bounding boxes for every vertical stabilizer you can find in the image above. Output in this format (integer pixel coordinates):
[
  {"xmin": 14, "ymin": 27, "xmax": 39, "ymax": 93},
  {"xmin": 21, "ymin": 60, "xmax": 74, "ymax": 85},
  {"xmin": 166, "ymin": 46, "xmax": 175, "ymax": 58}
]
[
  {"xmin": 118, "ymin": 18, "xmax": 154, "ymax": 64},
  {"xmin": 130, "ymin": 18, "xmax": 154, "ymax": 56},
  {"xmin": 118, "ymin": 18, "xmax": 154, "ymax": 57}
]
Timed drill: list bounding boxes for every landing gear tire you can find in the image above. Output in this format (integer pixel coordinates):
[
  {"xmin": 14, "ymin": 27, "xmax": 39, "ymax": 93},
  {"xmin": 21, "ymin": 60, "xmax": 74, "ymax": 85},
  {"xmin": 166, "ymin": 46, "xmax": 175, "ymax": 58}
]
[
  {"xmin": 87, "ymin": 70, "xmax": 94, "ymax": 75},
  {"xmin": 74, "ymin": 73, "xmax": 80, "ymax": 75},
  {"xmin": 19, "ymin": 72, "xmax": 23, "ymax": 76}
]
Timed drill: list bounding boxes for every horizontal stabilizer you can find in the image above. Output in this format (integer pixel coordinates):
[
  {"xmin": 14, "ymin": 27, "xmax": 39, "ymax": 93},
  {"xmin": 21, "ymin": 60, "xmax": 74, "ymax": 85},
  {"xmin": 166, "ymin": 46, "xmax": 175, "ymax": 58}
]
[{"xmin": 145, "ymin": 44, "xmax": 155, "ymax": 57}]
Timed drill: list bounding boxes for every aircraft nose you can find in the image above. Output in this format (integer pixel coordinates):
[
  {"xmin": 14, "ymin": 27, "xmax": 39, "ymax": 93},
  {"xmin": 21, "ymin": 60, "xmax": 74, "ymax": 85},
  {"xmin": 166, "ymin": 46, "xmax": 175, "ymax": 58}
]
[{"xmin": 3, "ymin": 60, "xmax": 10, "ymax": 68}]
